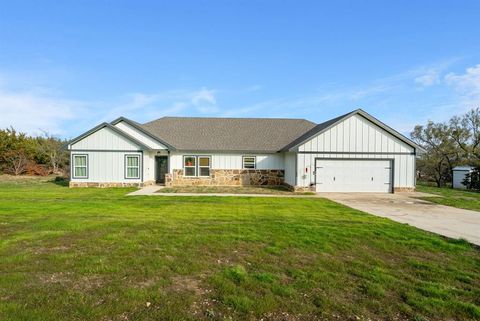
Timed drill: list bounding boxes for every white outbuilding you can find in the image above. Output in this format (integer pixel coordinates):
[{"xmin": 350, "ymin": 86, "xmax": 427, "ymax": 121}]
[{"xmin": 452, "ymin": 166, "xmax": 475, "ymax": 189}]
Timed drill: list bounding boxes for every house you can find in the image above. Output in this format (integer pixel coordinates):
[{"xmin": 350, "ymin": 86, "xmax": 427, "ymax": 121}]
[
  {"xmin": 452, "ymin": 166, "xmax": 475, "ymax": 189},
  {"xmin": 67, "ymin": 109, "xmax": 422, "ymax": 192}
]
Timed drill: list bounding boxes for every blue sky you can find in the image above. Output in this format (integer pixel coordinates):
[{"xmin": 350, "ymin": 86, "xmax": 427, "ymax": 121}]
[{"xmin": 0, "ymin": 1, "xmax": 479, "ymax": 138}]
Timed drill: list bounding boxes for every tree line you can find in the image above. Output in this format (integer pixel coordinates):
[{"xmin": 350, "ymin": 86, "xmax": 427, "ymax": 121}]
[
  {"xmin": 411, "ymin": 107, "xmax": 480, "ymax": 188},
  {"xmin": 0, "ymin": 128, "xmax": 69, "ymax": 176}
]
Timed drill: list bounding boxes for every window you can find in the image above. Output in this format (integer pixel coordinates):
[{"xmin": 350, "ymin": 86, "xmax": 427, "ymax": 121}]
[
  {"xmin": 184, "ymin": 156, "xmax": 196, "ymax": 177},
  {"xmin": 198, "ymin": 156, "xmax": 210, "ymax": 176},
  {"xmin": 125, "ymin": 155, "xmax": 140, "ymax": 179},
  {"xmin": 243, "ymin": 156, "xmax": 256, "ymax": 169},
  {"xmin": 183, "ymin": 156, "xmax": 211, "ymax": 177},
  {"xmin": 73, "ymin": 155, "xmax": 88, "ymax": 178}
]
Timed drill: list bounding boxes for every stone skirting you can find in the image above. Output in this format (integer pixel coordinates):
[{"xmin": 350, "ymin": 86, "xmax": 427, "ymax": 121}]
[
  {"xmin": 69, "ymin": 180, "xmax": 156, "ymax": 188},
  {"xmin": 292, "ymin": 185, "xmax": 316, "ymax": 192},
  {"xmin": 165, "ymin": 169, "xmax": 285, "ymax": 186},
  {"xmin": 394, "ymin": 187, "xmax": 416, "ymax": 193}
]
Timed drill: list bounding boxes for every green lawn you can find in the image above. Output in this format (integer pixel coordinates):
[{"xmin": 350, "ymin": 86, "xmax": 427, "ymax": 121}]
[
  {"xmin": 416, "ymin": 184, "xmax": 480, "ymax": 212},
  {"xmin": 0, "ymin": 177, "xmax": 479, "ymax": 321}
]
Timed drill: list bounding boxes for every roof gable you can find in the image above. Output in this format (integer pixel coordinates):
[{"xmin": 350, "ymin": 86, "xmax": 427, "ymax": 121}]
[
  {"xmin": 68, "ymin": 123, "xmax": 151, "ymax": 150},
  {"xmin": 281, "ymin": 109, "xmax": 424, "ymax": 152}
]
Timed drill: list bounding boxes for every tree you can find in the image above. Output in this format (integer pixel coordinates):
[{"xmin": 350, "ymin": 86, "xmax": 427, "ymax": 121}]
[
  {"xmin": 3, "ymin": 149, "xmax": 29, "ymax": 175},
  {"xmin": 462, "ymin": 167, "xmax": 480, "ymax": 190},
  {"xmin": 411, "ymin": 122, "xmax": 460, "ymax": 187},
  {"xmin": 449, "ymin": 108, "xmax": 480, "ymax": 165},
  {"xmin": 36, "ymin": 132, "xmax": 69, "ymax": 174},
  {"xmin": 0, "ymin": 128, "xmax": 35, "ymax": 175}
]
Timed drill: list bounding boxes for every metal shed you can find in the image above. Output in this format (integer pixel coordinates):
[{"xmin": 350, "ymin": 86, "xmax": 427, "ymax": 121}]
[{"xmin": 452, "ymin": 166, "xmax": 475, "ymax": 189}]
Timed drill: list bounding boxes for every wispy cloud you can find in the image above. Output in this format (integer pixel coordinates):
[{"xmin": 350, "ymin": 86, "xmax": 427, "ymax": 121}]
[
  {"xmin": 1, "ymin": 58, "xmax": 477, "ymax": 138},
  {"xmin": 0, "ymin": 71, "xmax": 219, "ymax": 137},
  {"xmin": 0, "ymin": 86, "xmax": 86, "ymax": 136},
  {"xmin": 191, "ymin": 87, "xmax": 216, "ymax": 105},
  {"xmin": 444, "ymin": 64, "xmax": 480, "ymax": 107},
  {"xmin": 414, "ymin": 69, "xmax": 441, "ymax": 87}
]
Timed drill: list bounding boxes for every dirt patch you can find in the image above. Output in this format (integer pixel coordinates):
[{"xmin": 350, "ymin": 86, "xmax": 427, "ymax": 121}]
[
  {"xmin": 170, "ymin": 275, "xmax": 206, "ymax": 296},
  {"xmin": 38, "ymin": 272, "xmax": 73, "ymax": 285},
  {"xmin": 38, "ymin": 272, "xmax": 104, "ymax": 292},
  {"xmin": 33, "ymin": 245, "xmax": 70, "ymax": 255}
]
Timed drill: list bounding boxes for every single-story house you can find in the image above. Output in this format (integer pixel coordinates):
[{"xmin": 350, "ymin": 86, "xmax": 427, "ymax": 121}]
[{"xmin": 67, "ymin": 109, "xmax": 422, "ymax": 192}]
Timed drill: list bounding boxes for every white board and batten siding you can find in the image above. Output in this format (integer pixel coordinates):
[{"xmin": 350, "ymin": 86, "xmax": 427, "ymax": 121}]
[
  {"xmin": 295, "ymin": 114, "xmax": 416, "ymax": 191},
  {"xmin": 70, "ymin": 126, "xmax": 147, "ymax": 183},
  {"xmin": 70, "ymin": 127, "xmax": 141, "ymax": 151},
  {"xmin": 114, "ymin": 121, "xmax": 167, "ymax": 150},
  {"xmin": 169, "ymin": 152, "xmax": 284, "ymax": 173}
]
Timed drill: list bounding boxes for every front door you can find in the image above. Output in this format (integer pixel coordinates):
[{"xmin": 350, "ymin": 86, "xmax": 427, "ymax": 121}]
[{"xmin": 155, "ymin": 156, "xmax": 168, "ymax": 184}]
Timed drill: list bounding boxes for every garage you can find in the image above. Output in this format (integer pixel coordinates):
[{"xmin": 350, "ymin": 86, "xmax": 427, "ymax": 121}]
[{"xmin": 315, "ymin": 159, "xmax": 392, "ymax": 193}]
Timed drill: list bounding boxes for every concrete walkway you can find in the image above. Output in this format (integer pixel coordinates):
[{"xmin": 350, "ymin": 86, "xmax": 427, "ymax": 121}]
[
  {"xmin": 127, "ymin": 185, "xmax": 164, "ymax": 195},
  {"xmin": 321, "ymin": 192, "xmax": 480, "ymax": 246}
]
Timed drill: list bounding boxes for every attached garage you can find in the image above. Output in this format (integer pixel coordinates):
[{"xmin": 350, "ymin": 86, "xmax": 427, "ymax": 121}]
[
  {"xmin": 315, "ymin": 159, "xmax": 392, "ymax": 192},
  {"xmin": 281, "ymin": 109, "xmax": 423, "ymax": 193}
]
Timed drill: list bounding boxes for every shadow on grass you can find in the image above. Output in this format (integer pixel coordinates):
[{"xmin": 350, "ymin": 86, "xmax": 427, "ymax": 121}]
[{"xmin": 49, "ymin": 176, "xmax": 69, "ymax": 187}]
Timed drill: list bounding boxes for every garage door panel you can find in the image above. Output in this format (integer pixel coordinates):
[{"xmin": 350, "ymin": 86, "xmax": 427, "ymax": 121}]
[{"xmin": 315, "ymin": 159, "xmax": 392, "ymax": 193}]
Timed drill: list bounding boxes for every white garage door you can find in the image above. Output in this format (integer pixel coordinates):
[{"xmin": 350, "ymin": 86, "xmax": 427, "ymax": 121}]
[{"xmin": 315, "ymin": 159, "xmax": 392, "ymax": 193}]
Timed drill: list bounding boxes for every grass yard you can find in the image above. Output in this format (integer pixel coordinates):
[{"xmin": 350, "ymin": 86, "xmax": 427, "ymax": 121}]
[
  {"xmin": 159, "ymin": 185, "xmax": 315, "ymax": 195},
  {"xmin": 416, "ymin": 184, "xmax": 480, "ymax": 212},
  {"xmin": 0, "ymin": 177, "xmax": 479, "ymax": 321}
]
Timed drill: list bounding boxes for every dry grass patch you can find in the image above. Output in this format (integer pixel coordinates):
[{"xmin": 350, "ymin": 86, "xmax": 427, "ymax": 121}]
[{"xmin": 159, "ymin": 185, "xmax": 314, "ymax": 195}]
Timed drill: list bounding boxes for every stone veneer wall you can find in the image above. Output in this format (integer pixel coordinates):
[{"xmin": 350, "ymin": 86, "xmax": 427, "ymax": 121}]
[
  {"xmin": 69, "ymin": 180, "xmax": 156, "ymax": 188},
  {"xmin": 393, "ymin": 187, "xmax": 415, "ymax": 192},
  {"xmin": 165, "ymin": 169, "xmax": 285, "ymax": 186},
  {"xmin": 292, "ymin": 185, "xmax": 316, "ymax": 192}
]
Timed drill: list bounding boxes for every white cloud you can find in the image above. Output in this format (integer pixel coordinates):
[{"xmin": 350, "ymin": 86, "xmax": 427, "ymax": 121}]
[
  {"xmin": 0, "ymin": 87, "xmax": 85, "ymax": 136},
  {"xmin": 445, "ymin": 64, "xmax": 480, "ymax": 101},
  {"xmin": 414, "ymin": 69, "xmax": 440, "ymax": 87},
  {"xmin": 191, "ymin": 87, "xmax": 216, "ymax": 105}
]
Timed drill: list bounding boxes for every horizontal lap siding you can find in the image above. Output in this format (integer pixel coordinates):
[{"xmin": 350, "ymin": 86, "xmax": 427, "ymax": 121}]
[
  {"xmin": 295, "ymin": 114, "xmax": 415, "ymax": 188},
  {"xmin": 284, "ymin": 153, "xmax": 296, "ymax": 186},
  {"xmin": 169, "ymin": 153, "xmax": 284, "ymax": 172}
]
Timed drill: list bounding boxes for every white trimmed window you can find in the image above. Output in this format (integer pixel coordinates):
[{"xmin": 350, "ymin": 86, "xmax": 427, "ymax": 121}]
[
  {"xmin": 73, "ymin": 155, "xmax": 88, "ymax": 178},
  {"xmin": 198, "ymin": 156, "xmax": 211, "ymax": 177},
  {"xmin": 184, "ymin": 156, "xmax": 197, "ymax": 177},
  {"xmin": 125, "ymin": 155, "xmax": 140, "ymax": 179},
  {"xmin": 243, "ymin": 156, "xmax": 256, "ymax": 169}
]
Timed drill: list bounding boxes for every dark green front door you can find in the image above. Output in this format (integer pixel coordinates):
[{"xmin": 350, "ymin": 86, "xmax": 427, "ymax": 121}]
[{"xmin": 155, "ymin": 156, "xmax": 168, "ymax": 184}]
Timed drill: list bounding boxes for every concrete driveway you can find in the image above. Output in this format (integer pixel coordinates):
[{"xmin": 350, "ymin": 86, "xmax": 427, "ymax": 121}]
[{"xmin": 321, "ymin": 192, "xmax": 480, "ymax": 246}]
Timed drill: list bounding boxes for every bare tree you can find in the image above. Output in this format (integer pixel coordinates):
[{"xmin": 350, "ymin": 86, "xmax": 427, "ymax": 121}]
[
  {"xmin": 3, "ymin": 149, "xmax": 28, "ymax": 175},
  {"xmin": 37, "ymin": 132, "xmax": 68, "ymax": 174}
]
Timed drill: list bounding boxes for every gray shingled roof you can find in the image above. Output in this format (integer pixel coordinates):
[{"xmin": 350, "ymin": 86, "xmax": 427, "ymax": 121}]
[
  {"xmin": 279, "ymin": 112, "xmax": 352, "ymax": 151},
  {"xmin": 141, "ymin": 117, "xmax": 317, "ymax": 152}
]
